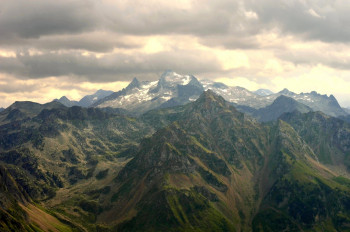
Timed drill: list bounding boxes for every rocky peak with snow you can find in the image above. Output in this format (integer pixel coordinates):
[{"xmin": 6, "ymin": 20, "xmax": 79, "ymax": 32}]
[
  {"xmin": 126, "ymin": 77, "xmax": 141, "ymax": 90},
  {"xmin": 94, "ymin": 71, "xmax": 204, "ymax": 113},
  {"xmin": 161, "ymin": 70, "xmax": 192, "ymax": 85}
]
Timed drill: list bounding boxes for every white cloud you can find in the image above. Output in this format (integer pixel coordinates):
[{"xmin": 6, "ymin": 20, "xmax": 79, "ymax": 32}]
[
  {"xmin": 245, "ymin": 11, "xmax": 259, "ymax": 20},
  {"xmin": 308, "ymin": 8, "xmax": 322, "ymax": 18}
]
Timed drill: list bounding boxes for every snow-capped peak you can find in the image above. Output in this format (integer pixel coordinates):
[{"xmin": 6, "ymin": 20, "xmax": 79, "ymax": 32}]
[
  {"xmin": 160, "ymin": 70, "xmax": 193, "ymax": 86},
  {"xmin": 125, "ymin": 77, "xmax": 141, "ymax": 90},
  {"xmin": 95, "ymin": 71, "xmax": 203, "ymax": 113}
]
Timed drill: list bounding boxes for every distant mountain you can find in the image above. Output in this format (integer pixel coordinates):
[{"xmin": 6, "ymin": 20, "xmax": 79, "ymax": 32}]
[
  {"xmin": 238, "ymin": 95, "xmax": 313, "ymax": 122},
  {"xmin": 200, "ymin": 82, "xmax": 346, "ymax": 117},
  {"xmin": 54, "ymin": 96, "xmax": 79, "ymax": 107},
  {"xmin": 208, "ymin": 85, "xmax": 347, "ymax": 117},
  {"xmin": 77, "ymin": 89, "xmax": 113, "ymax": 107},
  {"xmin": 93, "ymin": 71, "xmax": 204, "ymax": 113},
  {"xmin": 54, "ymin": 89, "xmax": 113, "ymax": 108},
  {"xmin": 0, "ymin": 107, "xmax": 4, "ymax": 112},
  {"xmin": 254, "ymin": 88, "xmax": 274, "ymax": 96},
  {"xmin": 274, "ymin": 89, "xmax": 347, "ymax": 117},
  {"xmin": 201, "ymin": 79, "xmax": 267, "ymax": 108}
]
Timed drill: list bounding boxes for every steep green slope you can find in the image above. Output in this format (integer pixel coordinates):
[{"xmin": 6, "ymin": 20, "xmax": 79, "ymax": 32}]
[
  {"xmin": 104, "ymin": 91, "xmax": 350, "ymax": 231},
  {"xmin": 0, "ymin": 104, "xmax": 155, "ymax": 231},
  {"xmin": 140, "ymin": 104, "xmax": 187, "ymax": 130},
  {"xmin": 253, "ymin": 120, "xmax": 350, "ymax": 231},
  {"xmin": 280, "ymin": 111, "xmax": 350, "ymax": 169},
  {"xmin": 0, "ymin": 164, "xmax": 31, "ymax": 232},
  {"xmin": 0, "ymin": 164, "xmax": 78, "ymax": 232},
  {"xmin": 105, "ymin": 90, "xmax": 268, "ymax": 231}
]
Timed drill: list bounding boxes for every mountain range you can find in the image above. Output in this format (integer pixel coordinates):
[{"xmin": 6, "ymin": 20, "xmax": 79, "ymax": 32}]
[
  {"xmin": 54, "ymin": 89, "xmax": 113, "ymax": 108},
  {"xmin": 52, "ymin": 71, "xmax": 348, "ymax": 120},
  {"xmin": 1, "ymin": 88, "xmax": 350, "ymax": 231},
  {"xmin": 236, "ymin": 95, "xmax": 313, "ymax": 122}
]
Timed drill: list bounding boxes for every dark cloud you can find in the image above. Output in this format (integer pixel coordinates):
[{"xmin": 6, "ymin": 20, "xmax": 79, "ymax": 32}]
[
  {"xmin": 199, "ymin": 35, "xmax": 261, "ymax": 50},
  {"xmin": 31, "ymin": 34, "xmax": 144, "ymax": 52},
  {"xmin": 0, "ymin": 0, "xmax": 262, "ymax": 51},
  {"xmin": 0, "ymin": 33, "xmax": 144, "ymax": 53},
  {"xmin": 104, "ymin": 0, "xmax": 350, "ymax": 45},
  {"xmin": 0, "ymin": 81, "xmax": 37, "ymax": 93},
  {"xmin": 0, "ymin": 0, "xmax": 143, "ymax": 53},
  {"xmin": 248, "ymin": 0, "xmax": 350, "ymax": 43},
  {"xmin": 1, "ymin": 0, "xmax": 350, "ymax": 51},
  {"xmin": 0, "ymin": 0, "xmax": 99, "ymax": 42},
  {"xmin": 0, "ymin": 0, "xmax": 248, "ymax": 51},
  {"xmin": 104, "ymin": 1, "xmax": 235, "ymax": 36},
  {"xmin": 0, "ymin": 50, "xmax": 222, "ymax": 82},
  {"xmin": 276, "ymin": 49, "xmax": 350, "ymax": 70}
]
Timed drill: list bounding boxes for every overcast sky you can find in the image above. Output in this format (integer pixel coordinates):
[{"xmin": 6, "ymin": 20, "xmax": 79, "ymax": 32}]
[{"xmin": 1, "ymin": 0, "xmax": 350, "ymax": 107}]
